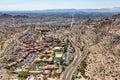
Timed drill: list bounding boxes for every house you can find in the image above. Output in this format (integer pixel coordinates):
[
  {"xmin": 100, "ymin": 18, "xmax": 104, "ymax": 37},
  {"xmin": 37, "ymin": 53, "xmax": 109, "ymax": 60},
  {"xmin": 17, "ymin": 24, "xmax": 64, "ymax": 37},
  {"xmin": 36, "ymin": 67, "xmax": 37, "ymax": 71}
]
[
  {"xmin": 60, "ymin": 42, "xmax": 65, "ymax": 46},
  {"xmin": 22, "ymin": 53, "xmax": 29, "ymax": 59},
  {"xmin": 43, "ymin": 36, "xmax": 53, "ymax": 42},
  {"xmin": 56, "ymin": 69, "xmax": 62, "ymax": 74},
  {"xmin": 26, "ymin": 75, "xmax": 35, "ymax": 80},
  {"xmin": 29, "ymin": 71, "xmax": 43, "ymax": 74},
  {"xmin": 47, "ymin": 57, "xmax": 54, "ymax": 63},
  {"xmin": 36, "ymin": 46, "xmax": 44, "ymax": 51},
  {"xmin": 17, "ymin": 58, "xmax": 24, "ymax": 63},
  {"xmin": 44, "ymin": 70, "xmax": 50, "ymax": 74},
  {"xmin": 46, "ymin": 50, "xmax": 54, "ymax": 54},
  {"xmin": 15, "ymin": 68, "xmax": 26, "ymax": 72},
  {"xmin": 7, "ymin": 62, "xmax": 17, "ymax": 67},
  {"xmin": 53, "ymin": 47, "xmax": 63, "ymax": 51},
  {"xmin": 55, "ymin": 52, "xmax": 63, "ymax": 58},
  {"xmin": 36, "ymin": 74, "xmax": 44, "ymax": 80},
  {"xmin": 43, "ymin": 43, "xmax": 52, "ymax": 47},
  {"xmin": 35, "ymin": 57, "xmax": 41, "ymax": 62},
  {"xmin": 48, "ymin": 77, "xmax": 58, "ymax": 80},
  {"xmin": 43, "ymin": 65, "xmax": 58, "ymax": 70}
]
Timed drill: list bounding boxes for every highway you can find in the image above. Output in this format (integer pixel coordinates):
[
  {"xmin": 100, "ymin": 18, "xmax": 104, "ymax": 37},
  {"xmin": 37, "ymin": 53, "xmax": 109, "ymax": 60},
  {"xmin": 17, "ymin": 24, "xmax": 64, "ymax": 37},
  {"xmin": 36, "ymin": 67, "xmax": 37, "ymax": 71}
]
[
  {"xmin": 60, "ymin": 39, "xmax": 88, "ymax": 80},
  {"xmin": 60, "ymin": 13, "xmax": 88, "ymax": 80}
]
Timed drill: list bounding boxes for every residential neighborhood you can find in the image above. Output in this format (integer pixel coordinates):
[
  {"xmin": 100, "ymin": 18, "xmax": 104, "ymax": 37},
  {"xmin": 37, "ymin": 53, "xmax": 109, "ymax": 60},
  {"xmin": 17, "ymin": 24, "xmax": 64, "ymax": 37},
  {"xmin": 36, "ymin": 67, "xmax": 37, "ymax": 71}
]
[{"xmin": 5, "ymin": 34, "xmax": 75, "ymax": 80}]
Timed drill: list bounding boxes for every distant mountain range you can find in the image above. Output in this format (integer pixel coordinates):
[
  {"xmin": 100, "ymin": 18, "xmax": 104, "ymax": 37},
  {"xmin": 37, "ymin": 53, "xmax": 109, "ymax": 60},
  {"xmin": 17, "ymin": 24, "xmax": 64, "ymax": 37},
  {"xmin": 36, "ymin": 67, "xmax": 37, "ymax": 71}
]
[
  {"xmin": 78, "ymin": 7, "xmax": 120, "ymax": 13},
  {"xmin": 0, "ymin": 14, "xmax": 29, "ymax": 18},
  {"xmin": 0, "ymin": 7, "xmax": 120, "ymax": 18},
  {"xmin": 0, "ymin": 7, "xmax": 120, "ymax": 14},
  {"xmin": 39, "ymin": 7, "xmax": 120, "ymax": 13}
]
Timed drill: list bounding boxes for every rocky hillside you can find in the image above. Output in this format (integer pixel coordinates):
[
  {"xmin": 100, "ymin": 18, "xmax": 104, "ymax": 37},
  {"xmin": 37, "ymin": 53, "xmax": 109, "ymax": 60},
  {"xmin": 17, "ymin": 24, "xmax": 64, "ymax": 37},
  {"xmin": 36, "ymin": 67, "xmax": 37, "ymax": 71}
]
[
  {"xmin": 0, "ymin": 26, "xmax": 24, "ymax": 50},
  {"xmin": 71, "ymin": 14, "xmax": 120, "ymax": 80}
]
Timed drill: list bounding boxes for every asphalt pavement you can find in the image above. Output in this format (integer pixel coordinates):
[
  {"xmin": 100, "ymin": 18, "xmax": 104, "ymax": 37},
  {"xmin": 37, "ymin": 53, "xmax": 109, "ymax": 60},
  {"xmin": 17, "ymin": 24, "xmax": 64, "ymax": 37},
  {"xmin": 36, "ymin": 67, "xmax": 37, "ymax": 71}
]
[{"xmin": 60, "ymin": 39, "xmax": 88, "ymax": 80}]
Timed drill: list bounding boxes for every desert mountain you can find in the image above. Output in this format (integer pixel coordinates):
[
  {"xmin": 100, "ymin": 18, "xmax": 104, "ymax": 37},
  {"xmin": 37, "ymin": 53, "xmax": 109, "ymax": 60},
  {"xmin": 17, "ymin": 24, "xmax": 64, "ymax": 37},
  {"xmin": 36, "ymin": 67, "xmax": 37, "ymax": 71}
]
[{"xmin": 72, "ymin": 13, "xmax": 120, "ymax": 80}]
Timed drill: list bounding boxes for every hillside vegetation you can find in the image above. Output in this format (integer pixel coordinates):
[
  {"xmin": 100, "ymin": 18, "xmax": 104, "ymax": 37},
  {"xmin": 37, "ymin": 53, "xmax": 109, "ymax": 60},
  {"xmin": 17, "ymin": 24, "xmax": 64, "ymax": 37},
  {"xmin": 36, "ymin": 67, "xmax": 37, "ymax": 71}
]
[{"xmin": 72, "ymin": 14, "xmax": 120, "ymax": 80}]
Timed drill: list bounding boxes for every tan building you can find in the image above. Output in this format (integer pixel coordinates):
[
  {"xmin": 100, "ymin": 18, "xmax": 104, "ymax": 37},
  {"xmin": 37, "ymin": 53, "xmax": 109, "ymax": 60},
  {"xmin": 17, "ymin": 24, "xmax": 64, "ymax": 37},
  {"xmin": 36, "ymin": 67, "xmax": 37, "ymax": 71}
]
[{"xmin": 43, "ymin": 65, "xmax": 58, "ymax": 70}]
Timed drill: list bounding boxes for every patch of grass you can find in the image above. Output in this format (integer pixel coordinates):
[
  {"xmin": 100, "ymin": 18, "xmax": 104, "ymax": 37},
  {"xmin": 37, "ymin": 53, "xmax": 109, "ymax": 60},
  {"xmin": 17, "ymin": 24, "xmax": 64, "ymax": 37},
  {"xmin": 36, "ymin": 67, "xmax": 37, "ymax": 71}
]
[
  {"xmin": 18, "ymin": 71, "xmax": 30, "ymax": 80},
  {"xmin": 19, "ymin": 77, "xmax": 26, "ymax": 80}
]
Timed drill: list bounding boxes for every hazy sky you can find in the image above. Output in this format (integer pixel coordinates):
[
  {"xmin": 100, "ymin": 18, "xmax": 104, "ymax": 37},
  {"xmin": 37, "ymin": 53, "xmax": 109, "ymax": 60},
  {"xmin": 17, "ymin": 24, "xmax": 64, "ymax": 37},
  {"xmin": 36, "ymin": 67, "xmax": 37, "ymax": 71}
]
[{"xmin": 0, "ymin": 0, "xmax": 120, "ymax": 10}]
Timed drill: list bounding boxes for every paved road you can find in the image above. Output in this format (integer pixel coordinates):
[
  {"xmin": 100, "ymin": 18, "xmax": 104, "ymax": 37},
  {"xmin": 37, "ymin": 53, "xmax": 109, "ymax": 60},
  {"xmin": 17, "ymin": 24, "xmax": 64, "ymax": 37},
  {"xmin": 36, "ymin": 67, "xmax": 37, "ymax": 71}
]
[{"xmin": 60, "ymin": 39, "xmax": 88, "ymax": 80}]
